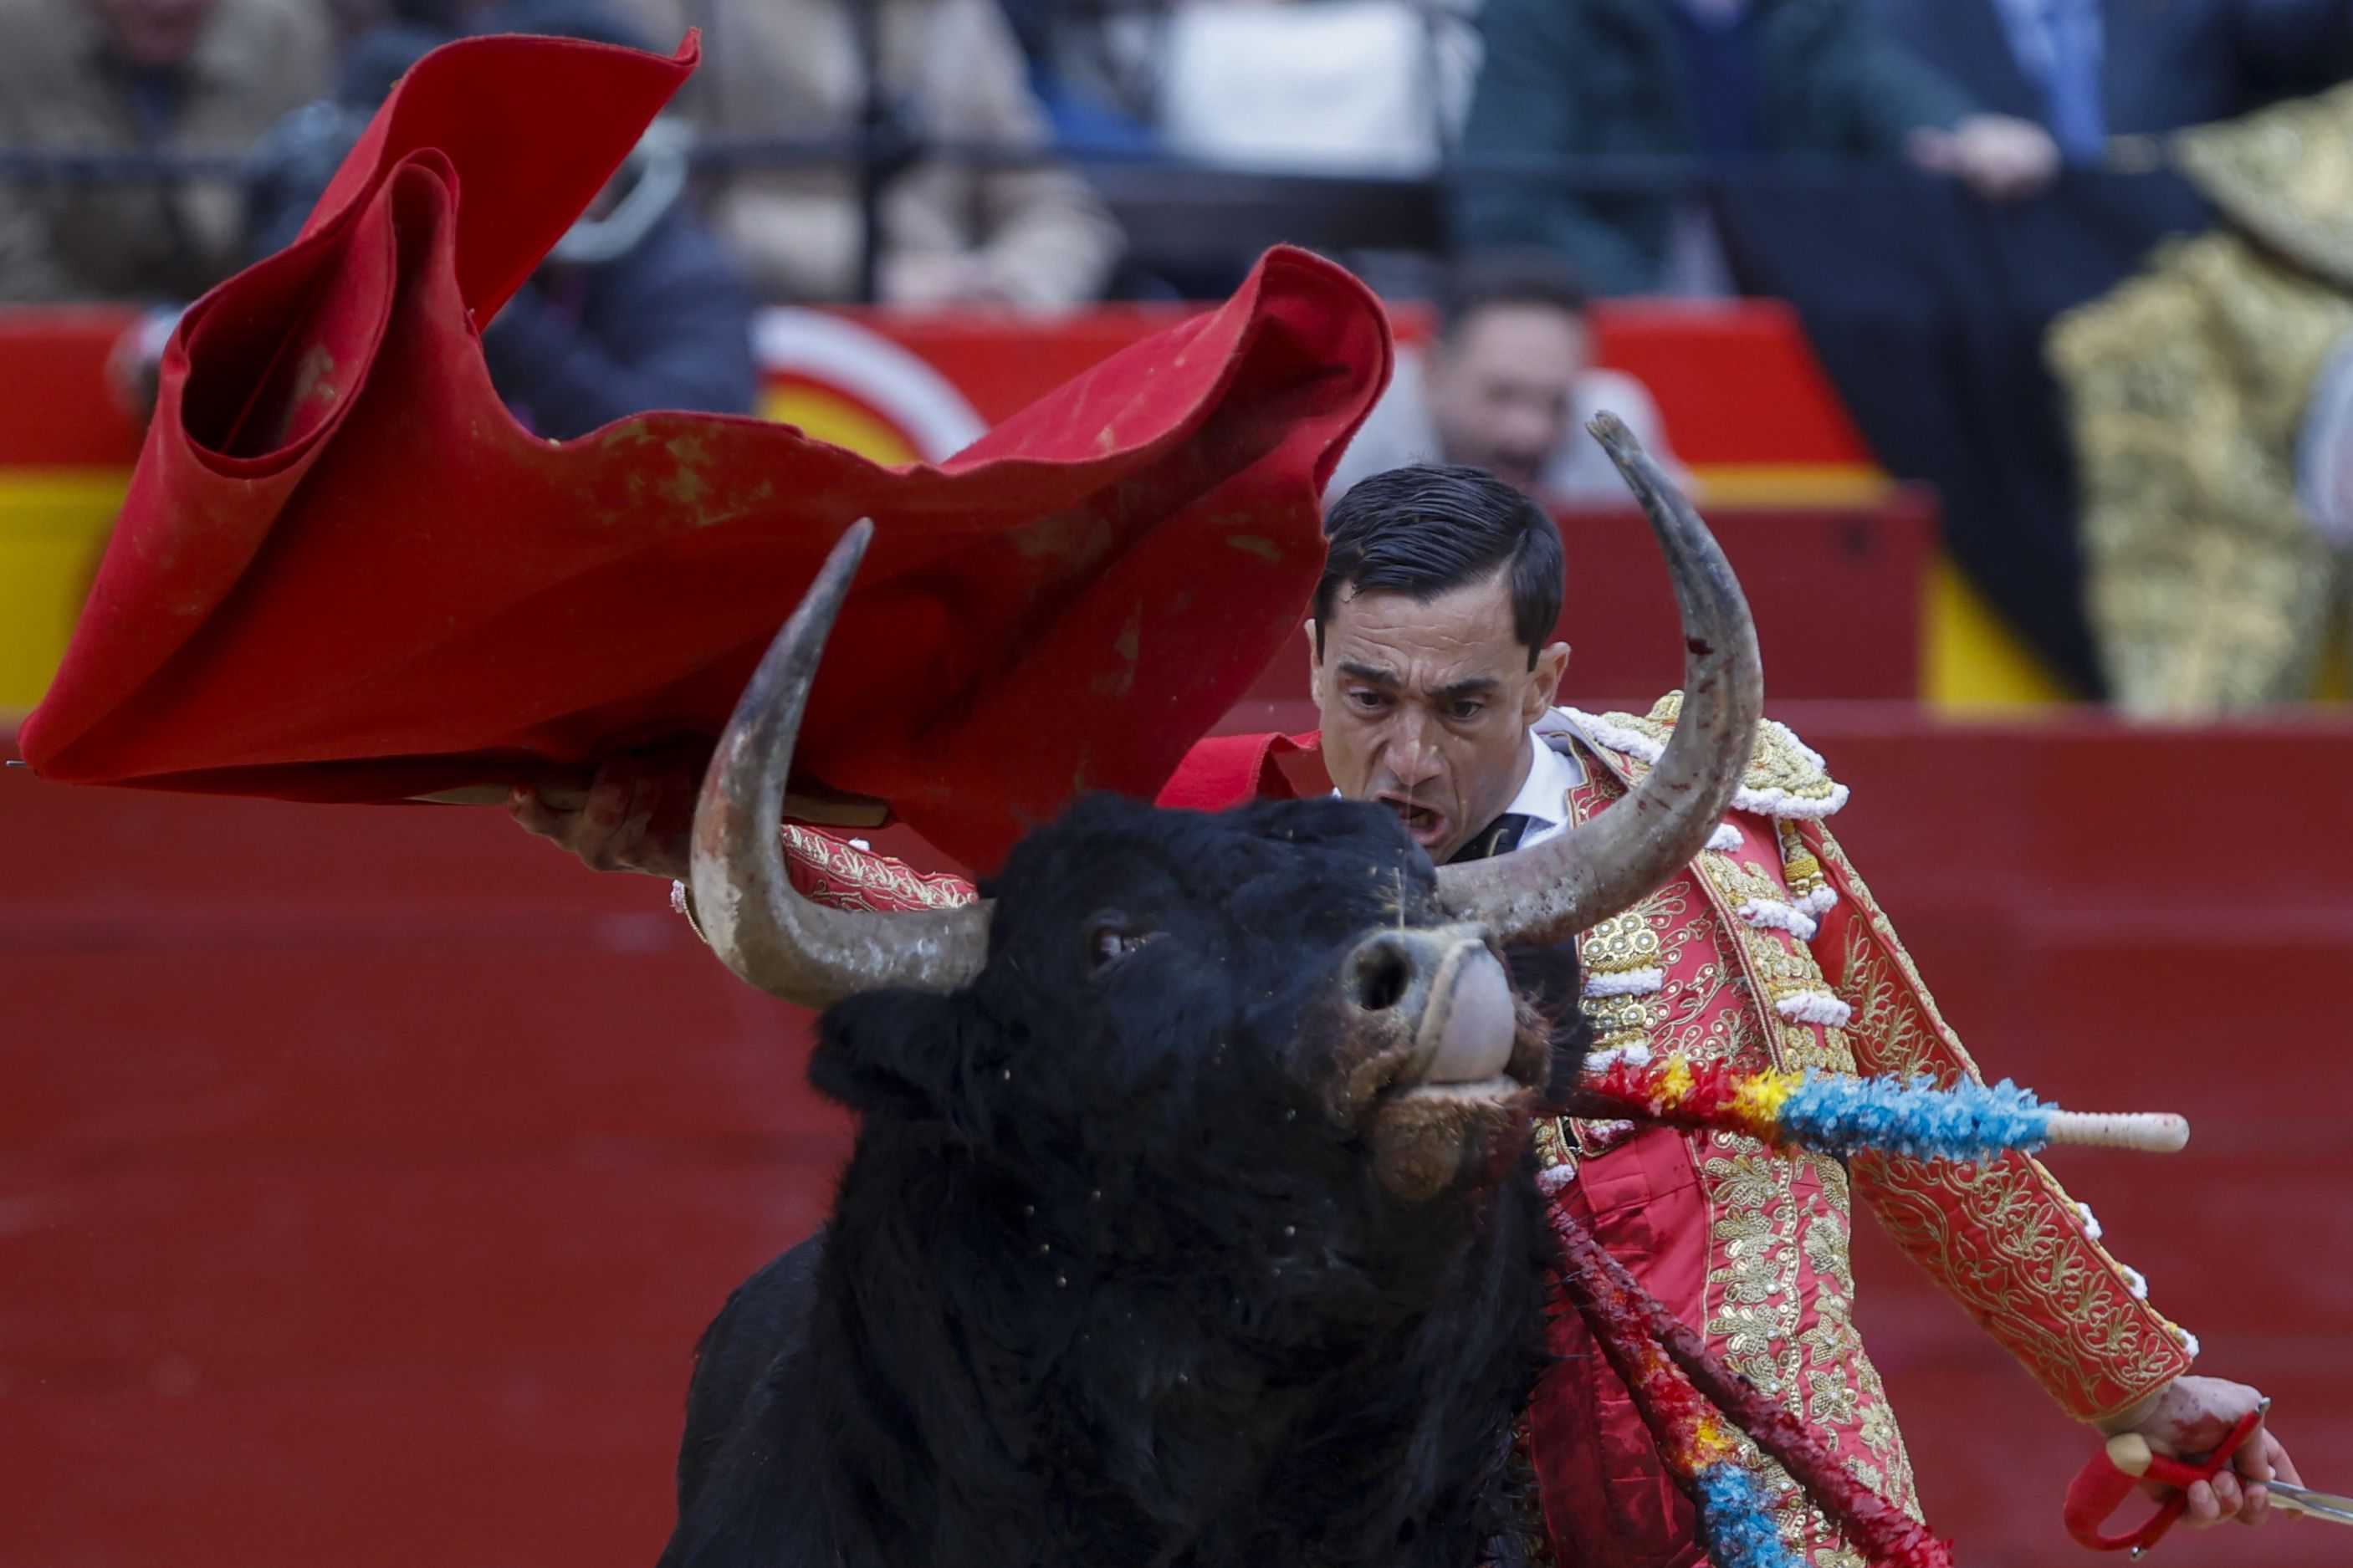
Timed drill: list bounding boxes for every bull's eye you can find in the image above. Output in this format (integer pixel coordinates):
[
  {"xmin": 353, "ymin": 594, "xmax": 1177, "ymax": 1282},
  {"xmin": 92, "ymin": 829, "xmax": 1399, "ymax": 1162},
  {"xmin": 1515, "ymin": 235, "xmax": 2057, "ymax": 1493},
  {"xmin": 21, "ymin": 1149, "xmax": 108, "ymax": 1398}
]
[{"xmin": 1084, "ymin": 917, "xmax": 1154, "ymax": 976}]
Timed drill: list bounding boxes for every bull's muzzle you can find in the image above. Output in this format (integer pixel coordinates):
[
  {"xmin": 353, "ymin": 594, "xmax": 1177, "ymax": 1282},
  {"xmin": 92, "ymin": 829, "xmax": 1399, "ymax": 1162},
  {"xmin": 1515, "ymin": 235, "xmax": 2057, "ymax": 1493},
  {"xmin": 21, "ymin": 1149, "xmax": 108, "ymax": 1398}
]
[
  {"xmin": 1346, "ymin": 924, "xmax": 1521, "ymax": 1090},
  {"xmin": 1335, "ymin": 920, "xmax": 1546, "ymax": 1203}
]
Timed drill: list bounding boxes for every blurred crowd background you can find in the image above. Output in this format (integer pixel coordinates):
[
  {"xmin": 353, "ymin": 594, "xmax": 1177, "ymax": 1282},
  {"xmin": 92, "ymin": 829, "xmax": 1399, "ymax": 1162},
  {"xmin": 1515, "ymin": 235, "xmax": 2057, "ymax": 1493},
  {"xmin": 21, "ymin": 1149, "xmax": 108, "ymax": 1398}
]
[{"xmin": 7, "ymin": 0, "xmax": 2353, "ymax": 712}]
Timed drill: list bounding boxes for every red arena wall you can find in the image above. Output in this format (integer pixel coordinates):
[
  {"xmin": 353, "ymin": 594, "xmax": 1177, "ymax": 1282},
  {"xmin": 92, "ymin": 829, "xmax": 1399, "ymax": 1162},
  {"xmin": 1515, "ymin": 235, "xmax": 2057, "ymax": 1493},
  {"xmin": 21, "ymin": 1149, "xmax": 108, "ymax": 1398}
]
[{"xmin": 8, "ymin": 710, "xmax": 2353, "ymax": 1568}]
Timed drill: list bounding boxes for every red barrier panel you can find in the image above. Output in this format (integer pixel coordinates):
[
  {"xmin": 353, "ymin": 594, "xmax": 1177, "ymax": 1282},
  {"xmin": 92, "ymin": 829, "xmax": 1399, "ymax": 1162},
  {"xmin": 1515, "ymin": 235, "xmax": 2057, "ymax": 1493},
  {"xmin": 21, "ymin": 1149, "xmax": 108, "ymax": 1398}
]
[
  {"xmin": 0, "ymin": 297, "xmax": 1875, "ymax": 472},
  {"xmin": 0, "ymin": 305, "xmax": 141, "ymax": 467},
  {"xmin": 8, "ymin": 712, "xmax": 2349, "ymax": 1568}
]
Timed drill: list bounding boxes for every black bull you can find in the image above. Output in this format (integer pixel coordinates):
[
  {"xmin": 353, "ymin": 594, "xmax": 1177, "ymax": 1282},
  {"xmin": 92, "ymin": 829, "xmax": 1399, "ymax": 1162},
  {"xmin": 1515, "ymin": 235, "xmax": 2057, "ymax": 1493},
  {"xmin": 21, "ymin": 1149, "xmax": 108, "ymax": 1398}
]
[
  {"xmin": 659, "ymin": 794, "xmax": 1591, "ymax": 1568},
  {"xmin": 659, "ymin": 417, "xmax": 1762, "ymax": 1567}
]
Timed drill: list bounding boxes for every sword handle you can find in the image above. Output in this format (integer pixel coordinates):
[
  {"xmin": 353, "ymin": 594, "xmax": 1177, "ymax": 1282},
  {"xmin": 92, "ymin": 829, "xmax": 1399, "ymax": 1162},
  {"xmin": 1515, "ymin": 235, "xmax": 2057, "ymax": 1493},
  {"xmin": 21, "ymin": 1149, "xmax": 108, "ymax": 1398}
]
[{"xmin": 2063, "ymin": 1409, "xmax": 2264, "ymax": 1555}]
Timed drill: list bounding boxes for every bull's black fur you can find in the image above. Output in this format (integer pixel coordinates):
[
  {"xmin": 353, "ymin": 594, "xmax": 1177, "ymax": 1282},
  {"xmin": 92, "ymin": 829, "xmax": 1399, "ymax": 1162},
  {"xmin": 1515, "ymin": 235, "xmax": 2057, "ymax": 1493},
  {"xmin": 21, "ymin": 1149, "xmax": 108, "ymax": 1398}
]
[{"xmin": 659, "ymin": 795, "xmax": 1592, "ymax": 1568}]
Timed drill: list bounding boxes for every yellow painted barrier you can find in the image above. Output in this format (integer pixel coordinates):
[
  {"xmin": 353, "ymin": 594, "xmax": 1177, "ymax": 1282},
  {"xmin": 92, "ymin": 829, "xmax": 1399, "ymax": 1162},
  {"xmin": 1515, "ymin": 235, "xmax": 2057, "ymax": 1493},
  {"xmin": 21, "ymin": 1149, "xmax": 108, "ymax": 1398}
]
[
  {"xmin": 0, "ymin": 467, "xmax": 126, "ymax": 715},
  {"xmin": 1921, "ymin": 555, "xmax": 2077, "ymax": 711}
]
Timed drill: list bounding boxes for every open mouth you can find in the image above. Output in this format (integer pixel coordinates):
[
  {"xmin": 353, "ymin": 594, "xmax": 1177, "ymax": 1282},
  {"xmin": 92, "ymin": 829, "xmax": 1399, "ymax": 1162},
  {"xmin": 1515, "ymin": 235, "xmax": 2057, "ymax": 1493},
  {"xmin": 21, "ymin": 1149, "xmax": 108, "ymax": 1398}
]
[{"xmin": 1376, "ymin": 794, "xmax": 1451, "ymax": 850}]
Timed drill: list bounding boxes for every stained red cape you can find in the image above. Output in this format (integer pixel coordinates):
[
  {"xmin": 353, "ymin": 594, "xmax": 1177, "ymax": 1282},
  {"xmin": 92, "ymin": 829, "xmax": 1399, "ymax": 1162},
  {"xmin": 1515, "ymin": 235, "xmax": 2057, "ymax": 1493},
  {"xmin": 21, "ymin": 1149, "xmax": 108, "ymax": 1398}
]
[{"xmin": 18, "ymin": 33, "xmax": 1389, "ymax": 874}]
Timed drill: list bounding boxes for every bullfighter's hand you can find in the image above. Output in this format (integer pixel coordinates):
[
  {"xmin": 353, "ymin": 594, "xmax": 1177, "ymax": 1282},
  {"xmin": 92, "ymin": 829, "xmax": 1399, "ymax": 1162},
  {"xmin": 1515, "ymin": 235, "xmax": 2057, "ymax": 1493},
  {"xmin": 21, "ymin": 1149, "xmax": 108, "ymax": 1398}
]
[
  {"xmin": 1907, "ymin": 114, "xmax": 2060, "ymax": 203},
  {"xmin": 509, "ymin": 745, "xmax": 702, "ymax": 880},
  {"xmin": 2092, "ymin": 1375, "xmax": 2304, "ymax": 1528}
]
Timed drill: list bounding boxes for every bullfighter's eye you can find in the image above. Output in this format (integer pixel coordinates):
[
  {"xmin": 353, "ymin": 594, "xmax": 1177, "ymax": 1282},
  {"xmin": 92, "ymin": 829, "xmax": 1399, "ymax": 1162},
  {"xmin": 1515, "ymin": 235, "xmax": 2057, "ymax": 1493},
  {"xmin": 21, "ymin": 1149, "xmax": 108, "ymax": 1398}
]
[{"xmin": 1085, "ymin": 918, "xmax": 1153, "ymax": 975}]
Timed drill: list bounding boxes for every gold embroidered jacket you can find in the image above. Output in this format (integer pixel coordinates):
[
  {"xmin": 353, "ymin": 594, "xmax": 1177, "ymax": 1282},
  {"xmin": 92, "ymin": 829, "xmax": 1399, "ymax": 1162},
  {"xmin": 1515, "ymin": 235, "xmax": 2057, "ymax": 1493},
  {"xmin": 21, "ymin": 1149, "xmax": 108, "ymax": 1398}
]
[{"xmin": 1565, "ymin": 696, "xmax": 2197, "ymax": 1425}]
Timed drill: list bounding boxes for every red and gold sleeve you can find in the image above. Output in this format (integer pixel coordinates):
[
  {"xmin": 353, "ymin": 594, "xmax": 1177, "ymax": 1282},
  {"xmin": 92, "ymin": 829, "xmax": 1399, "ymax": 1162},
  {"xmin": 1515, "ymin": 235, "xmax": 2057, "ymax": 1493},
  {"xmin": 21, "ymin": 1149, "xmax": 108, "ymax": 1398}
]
[
  {"xmin": 777, "ymin": 824, "xmax": 980, "ymax": 912},
  {"xmin": 674, "ymin": 824, "xmax": 980, "ymax": 938},
  {"xmin": 1799, "ymin": 822, "xmax": 2194, "ymax": 1424}
]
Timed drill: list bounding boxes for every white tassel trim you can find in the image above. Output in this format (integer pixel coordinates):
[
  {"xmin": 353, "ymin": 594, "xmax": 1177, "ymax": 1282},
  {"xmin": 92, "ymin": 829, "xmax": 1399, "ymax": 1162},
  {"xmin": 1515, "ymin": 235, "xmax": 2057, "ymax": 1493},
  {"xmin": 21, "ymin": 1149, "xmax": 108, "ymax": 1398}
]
[
  {"xmin": 1706, "ymin": 823, "xmax": 1743, "ymax": 854},
  {"xmin": 2119, "ymin": 1264, "xmax": 2150, "ymax": 1301},
  {"xmin": 1774, "ymin": 991, "xmax": 1854, "ymax": 1029},
  {"xmin": 1536, "ymin": 1165, "xmax": 1577, "ymax": 1195},
  {"xmin": 2073, "ymin": 1200, "xmax": 2104, "ymax": 1242},
  {"xmin": 2177, "ymin": 1329, "xmax": 2201, "ymax": 1359},
  {"xmin": 1740, "ymin": 779, "xmax": 1849, "ymax": 820},
  {"xmin": 1584, "ymin": 969, "xmax": 1665, "ymax": 999},
  {"xmin": 1584, "ymin": 1044, "xmax": 1655, "ymax": 1072},
  {"xmin": 1737, "ymin": 897, "xmax": 1820, "ymax": 943},
  {"xmin": 1792, "ymin": 886, "xmax": 1838, "ymax": 917},
  {"xmin": 1565, "ymin": 708, "xmax": 1849, "ymax": 820}
]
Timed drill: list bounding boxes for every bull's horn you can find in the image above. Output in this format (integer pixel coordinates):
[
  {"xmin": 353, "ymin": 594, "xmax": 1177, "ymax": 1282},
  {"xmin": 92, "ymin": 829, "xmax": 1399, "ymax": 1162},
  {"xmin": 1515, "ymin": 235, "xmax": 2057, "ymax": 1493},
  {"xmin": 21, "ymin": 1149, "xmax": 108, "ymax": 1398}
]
[
  {"xmin": 690, "ymin": 519, "xmax": 991, "ymax": 1009},
  {"xmin": 1435, "ymin": 413, "xmax": 1762, "ymax": 947}
]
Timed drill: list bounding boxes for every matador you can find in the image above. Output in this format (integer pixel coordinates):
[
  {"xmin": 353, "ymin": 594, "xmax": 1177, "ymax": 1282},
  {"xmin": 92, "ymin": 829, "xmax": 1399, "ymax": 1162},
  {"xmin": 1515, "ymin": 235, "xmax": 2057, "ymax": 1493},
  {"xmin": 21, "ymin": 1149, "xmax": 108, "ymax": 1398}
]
[{"xmin": 524, "ymin": 463, "xmax": 2296, "ymax": 1565}]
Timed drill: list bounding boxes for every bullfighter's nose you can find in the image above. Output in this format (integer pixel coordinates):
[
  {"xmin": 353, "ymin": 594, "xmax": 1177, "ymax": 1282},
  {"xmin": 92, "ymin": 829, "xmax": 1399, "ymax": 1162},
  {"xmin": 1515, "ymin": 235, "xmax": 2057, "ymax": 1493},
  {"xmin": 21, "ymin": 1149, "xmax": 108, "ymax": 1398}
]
[{"xmin": 1347, "ymin": 925, "xmax": 1520, "ymax": 1086}]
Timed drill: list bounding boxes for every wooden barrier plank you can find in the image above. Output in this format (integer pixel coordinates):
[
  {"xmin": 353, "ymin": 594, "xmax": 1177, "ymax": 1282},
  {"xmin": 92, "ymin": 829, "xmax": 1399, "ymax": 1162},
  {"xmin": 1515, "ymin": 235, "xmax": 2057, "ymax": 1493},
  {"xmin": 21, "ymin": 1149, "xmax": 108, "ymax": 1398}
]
[
  {"xmin": 1, "ymin": 948, "xmax": 832, "ymax": 1150},
  {"xmin": 0, "ymin": 1376, "xmax": 683, "ymax": 1568},
  {"xmin": 0, "ymin": 1160, "xmax": 832, "ymax": 1371}
]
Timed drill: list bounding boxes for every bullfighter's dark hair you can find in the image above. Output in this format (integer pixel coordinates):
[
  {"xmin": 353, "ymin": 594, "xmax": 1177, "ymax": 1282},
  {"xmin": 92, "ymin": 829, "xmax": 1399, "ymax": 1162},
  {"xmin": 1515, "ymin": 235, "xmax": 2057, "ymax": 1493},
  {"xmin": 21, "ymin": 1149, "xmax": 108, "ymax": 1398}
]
[
  {"xmin": 1436, "ymin": 249, "xmax": 1592, "ymax": 342},
  {"xmin": 1314, "ymin": 464, "xmax": 1564, "ymax": 670}
]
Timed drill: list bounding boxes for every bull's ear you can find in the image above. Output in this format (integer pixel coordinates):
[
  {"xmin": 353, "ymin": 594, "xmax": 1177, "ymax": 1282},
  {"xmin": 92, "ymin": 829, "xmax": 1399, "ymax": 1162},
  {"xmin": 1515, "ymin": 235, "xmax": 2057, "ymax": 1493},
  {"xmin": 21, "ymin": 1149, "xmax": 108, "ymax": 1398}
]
[{"xmin": 808, "ymin": 989, "xmax": 972, "ymax": 1123}]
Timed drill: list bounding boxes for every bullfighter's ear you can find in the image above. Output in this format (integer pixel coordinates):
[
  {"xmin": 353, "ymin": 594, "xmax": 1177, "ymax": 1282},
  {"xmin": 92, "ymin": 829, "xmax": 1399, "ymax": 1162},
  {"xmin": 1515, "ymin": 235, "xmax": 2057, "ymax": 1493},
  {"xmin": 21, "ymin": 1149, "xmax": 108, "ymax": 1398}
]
[{"xmin": 808, "ymin": 989, "xmax": 973, "ymax": 1123}]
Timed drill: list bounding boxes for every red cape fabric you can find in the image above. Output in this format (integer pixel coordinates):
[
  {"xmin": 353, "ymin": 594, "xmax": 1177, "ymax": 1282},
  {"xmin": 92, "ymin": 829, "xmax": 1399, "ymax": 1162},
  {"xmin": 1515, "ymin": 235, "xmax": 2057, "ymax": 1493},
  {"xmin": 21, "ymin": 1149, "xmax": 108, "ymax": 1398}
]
[
  {"xmin": 1153, "ymin": 730, "xmax": 1319, "ymax": 810},
  {"xmin": 19, "ymin": 34, "xmax": 1389, "ymax": 875}
]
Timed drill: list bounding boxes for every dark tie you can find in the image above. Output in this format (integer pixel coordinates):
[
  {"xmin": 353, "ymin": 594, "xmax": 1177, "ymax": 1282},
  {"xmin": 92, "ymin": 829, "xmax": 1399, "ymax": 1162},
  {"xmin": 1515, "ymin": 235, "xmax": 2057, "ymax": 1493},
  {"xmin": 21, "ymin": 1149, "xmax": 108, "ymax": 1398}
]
[{"xmin": 1448, "ymin": 812, "xmax": 1535, "ymax": 864}]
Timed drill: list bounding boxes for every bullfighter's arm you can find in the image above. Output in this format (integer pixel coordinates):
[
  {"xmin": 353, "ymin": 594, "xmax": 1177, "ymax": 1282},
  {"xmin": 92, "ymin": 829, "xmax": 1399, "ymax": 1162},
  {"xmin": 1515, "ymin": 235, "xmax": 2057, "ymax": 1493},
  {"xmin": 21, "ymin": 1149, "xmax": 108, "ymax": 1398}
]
[
  {"xmin": 1799, "ymin": 821, "xmax": 2197, "ymax": 1425},
  {"xmin": 671, "ymin": 825, "xmax": 977, "ymax": 942},
  {"xmin": 775, "ymin": 824, "xmax": 980, "ymax": 914}
]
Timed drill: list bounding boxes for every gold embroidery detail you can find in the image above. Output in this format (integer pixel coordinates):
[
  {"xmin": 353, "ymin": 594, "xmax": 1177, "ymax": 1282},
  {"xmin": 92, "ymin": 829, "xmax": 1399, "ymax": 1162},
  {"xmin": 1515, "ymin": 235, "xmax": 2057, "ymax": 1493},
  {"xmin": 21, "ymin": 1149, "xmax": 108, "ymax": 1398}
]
[
  {"xmin": 1803, "ymin": 1211, "xmax": 1847, "ymax": 1285},
  {"xmin": 1693, "ymin": 850, "xmax": 1855, "ymax": 1075},
  {"xmin": 1704, "ymin": 1143, "xmax": 1801, "ymax": 1395},
  {"xmin": 1582, "ymin": 909, "xmax": 1663, "ymax": 974},
  {"xmin": 1778, "ymin": 817, "xmax": 1830, "ymax": 902},
  {"xmin": 1577, "ymin": 907, "xmax": 1665, "ymax": 1056},
  {"xmin": 1597, "ymin": 692, "xmax": 1846, "ymax": 816},
  {"xmin": 1806, "ymin": 1366, "xmax": 1861, "ymax": 1431},
  {"xmin": 1532, "ymin": 1117, "xmax": 1578, "ymax": 1184}
]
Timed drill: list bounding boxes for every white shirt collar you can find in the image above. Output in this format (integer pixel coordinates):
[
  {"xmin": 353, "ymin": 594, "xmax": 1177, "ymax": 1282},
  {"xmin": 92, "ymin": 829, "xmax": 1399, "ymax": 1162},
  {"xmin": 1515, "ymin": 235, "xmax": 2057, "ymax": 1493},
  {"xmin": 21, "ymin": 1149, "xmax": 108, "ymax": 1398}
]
[{"xmin": 1499, "ymin": 724, "xmax": 1580, "ymax": 835}]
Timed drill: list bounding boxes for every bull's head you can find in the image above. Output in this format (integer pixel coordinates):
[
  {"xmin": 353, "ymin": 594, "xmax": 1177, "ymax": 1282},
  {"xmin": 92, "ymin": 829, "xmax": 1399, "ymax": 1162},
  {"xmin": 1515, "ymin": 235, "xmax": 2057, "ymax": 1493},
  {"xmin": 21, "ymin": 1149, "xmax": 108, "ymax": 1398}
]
[{"xmin": 688, "ymin": 418, "xmax": 1760, "ymax": 1204}]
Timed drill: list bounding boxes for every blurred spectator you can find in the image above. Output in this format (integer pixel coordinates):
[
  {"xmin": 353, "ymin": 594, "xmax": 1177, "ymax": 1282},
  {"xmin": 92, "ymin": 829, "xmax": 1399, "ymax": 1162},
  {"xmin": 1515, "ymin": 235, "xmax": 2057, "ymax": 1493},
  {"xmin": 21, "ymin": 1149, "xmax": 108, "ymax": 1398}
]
[
  {"xmin": 0, "ymin": 0, "xmax": 329, "ymax": 302},
  {"xmin": 320, "ymin": 0, "xmax": 469, "ymax": 46},
  {"xmin": 1454, "ymin": 0, "xmax": 2060, "ymax": 297},
  {"xmin": 238, "ymin": 0, "xmax": 757, "ymax": 438},
  {"xmin": 1876, "ymin": 0, "xmax": 2353, "ymax": 161},
  {"xmin": 2052, "ymin": 83, "xmax": 2353, "ymax": 713},
  {"xmin": 1158, "ymin": 0, "xmax": 1478, "ymax": 176},
  {"xmin": 622, "ymin": 0, "xmax": 1122, "ymax": 308},
  {"xmin": 991, "ymin": 0, "xmax": 1159, "ymax": 155},
  {"xmin": 1329, "ymin": 251, "xmax": 1678, "ymax": 503}
]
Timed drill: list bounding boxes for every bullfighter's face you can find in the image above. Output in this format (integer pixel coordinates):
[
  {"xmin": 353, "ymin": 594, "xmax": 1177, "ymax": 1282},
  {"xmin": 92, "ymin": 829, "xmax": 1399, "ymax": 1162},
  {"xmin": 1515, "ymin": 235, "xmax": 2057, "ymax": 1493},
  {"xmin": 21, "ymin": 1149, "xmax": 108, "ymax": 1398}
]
[
  {"xmin": 1311, "ymin": 570, "xmax": 1571, "ymax": 864},
  {"xmin": 811, "ymin": 795, "xmax": 1567, "ymax": 1207}
]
